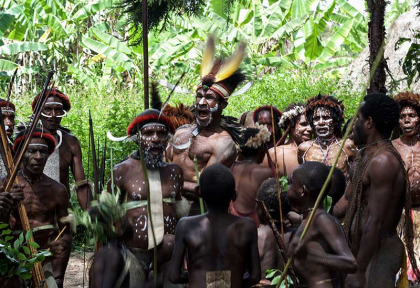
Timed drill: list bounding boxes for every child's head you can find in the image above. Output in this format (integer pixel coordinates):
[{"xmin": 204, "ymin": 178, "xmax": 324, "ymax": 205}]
[
  {"xmin": 200, "ymin": 164, "xmax": 236, "ymax": 210},
  {"xmin": 288, "ymin": 161, "xmax": 331, "ymax": 209}
]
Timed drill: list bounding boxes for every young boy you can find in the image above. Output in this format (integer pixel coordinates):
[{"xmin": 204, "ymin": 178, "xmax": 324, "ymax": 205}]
[
  {"xmin": 169, "ymin": 164, "xmax": 261, "ymax": 288},
  {"xmin": 287, "ymin": 161, "xmax": 357, "ymax": 287}
]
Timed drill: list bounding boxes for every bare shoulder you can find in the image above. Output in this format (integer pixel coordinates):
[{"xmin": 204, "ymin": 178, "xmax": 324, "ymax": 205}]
[
  {"xmin": 112, "ymin": 158, "xmax": 137, "ymax": 178},
  {"xmin": 173, "ymin": 124, "xmax": 195, "ymax": 137},
  {"xmin": 367, "ymin": 150, "xmax": 402, "ymax": 178},
  {"xmin": 163, "ymin": 163, "xmax": 183, "ymax": 174},
  {"xmin": 298, "ymin": 140, "xmax": 312, "ymax": 152},
  {"xmin": 43, "ymin": 175, "xmax": 68, "ymax": 198},
  {"xmin": 60, "ymin": 129, "xmax": 80, "ymax": 144}
]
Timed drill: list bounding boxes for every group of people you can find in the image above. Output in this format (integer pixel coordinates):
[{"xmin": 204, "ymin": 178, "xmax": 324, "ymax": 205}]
[{"xmin": 0, "ymin": 36, "xmax": 420, "ymax": 288}]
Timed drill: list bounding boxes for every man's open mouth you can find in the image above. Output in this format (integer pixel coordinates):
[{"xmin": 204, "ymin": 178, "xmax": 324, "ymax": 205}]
[
  {"xmin": 403, "ymin": 127, "xmax": 414, "ymax": 133},
  {"xmin": 197, "ymin": 109, "xmax": 210, "ymax": 120}
]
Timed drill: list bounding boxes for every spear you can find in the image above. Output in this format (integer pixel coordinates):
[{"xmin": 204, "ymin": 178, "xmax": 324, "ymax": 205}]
[
  {"xmin": 99, "ymin": 137, "xmax": 107, "ymax": 192},
  {"xmin": 137, "ymin": 127, "xmax": 158, "ymax": 287},
  {"xmin": 89, "ymin": 110, "xmax": 99, "ymax": 195},
  {"xmin": 276, "ymin": 39, "xmax": 386, "ymax": 287},
  {"xmin": 2, "ymin": 70, "xmax": 54, "ymax": 288}
]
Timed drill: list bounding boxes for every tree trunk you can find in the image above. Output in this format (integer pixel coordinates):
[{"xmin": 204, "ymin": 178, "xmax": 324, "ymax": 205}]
[{"xmin": 367, "ymin": 0, "xmax": 387, "ymax": 94}]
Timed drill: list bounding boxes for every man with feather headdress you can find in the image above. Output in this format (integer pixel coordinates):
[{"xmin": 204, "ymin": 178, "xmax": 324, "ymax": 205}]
[
  {"xmin": 168, "ymin": 36, "xmax": 246, "ymax": 215},
  {"xmin": 107, "ymin": 85, "xmax": 185, "ymax": 287}
]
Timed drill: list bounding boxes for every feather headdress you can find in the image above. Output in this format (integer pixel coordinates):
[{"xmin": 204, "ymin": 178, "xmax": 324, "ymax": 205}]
[
  {"xmin": 197, "ymin": 35, "xmax": 247, "ymax": 101},
  {"xmin": 242, "ymin": 124, "xmax": 271, "ymax": 149},
  {"xmin": 32, "ymin": 87, "xmax": 71, "ymax": 112}
]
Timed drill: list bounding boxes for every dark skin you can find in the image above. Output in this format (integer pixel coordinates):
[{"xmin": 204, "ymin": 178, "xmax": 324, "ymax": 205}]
[
  {"xmin": 169, "ymin": 203, "xmax": 261, "ymax": 288},
  {"xmin": 40, "ymin": 95, "xmax": 92, "ymax": 210},
  {"xmin": 287, "ymin": 171, "xmax": 357, "ymax": 287},
  {"xmin": 168, "ymin": 89, "xmax": 237, "ymax": 200},
  {"xmin": 345, "ymin": 108, "xmax": 406, "ymax": 288},
  {"xmin": 231, "ymin": 147, "xmax": 272, "ymax": 216},
  {"xmin": 2, "ymin": 109, "xmax": 15, "ymax": 138},
  {"xmin": 107, "ymin": 124, "xmax": 183, "ymax": 285},
  {"xmin": 9, "ymin": 138, "xmax": 72, "ymax": 285}
]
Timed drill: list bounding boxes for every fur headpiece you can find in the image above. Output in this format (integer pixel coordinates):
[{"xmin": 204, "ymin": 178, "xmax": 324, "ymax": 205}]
[
  {"xmin": 0, "ymin": 98, "xmax": 15, "ymax": 113},
  {"xmin": 242, "ymin": 124, "xmax": 271, "ymax": 149},
  {"xmin": 162, "ymin": 103, "xmax": 194, "ymax": 130},
  {"xmin": 14, "ymin": 128, "xmax": 56, "ymax": 155},
  {"xmin": 197, "ymin": 36, "xmax": 246, "ymax": 101},
  {"xmin": 278, "ymin": 103, "xmax": 305, "ymax": 130},
  {"xmin": 253, "ymin": 105, "xmax": 282, "ymax": 124},
  {"xmin": 126, "ymin": 83, "xmax": 175, "ymax": 136},
  {"xmin": 394, "ymin": 92, "xmax": 420, "ymax": 115},
  {"xmin": 306, "ymin": 94, "xmax": 344, "ymax": 137},
  {"xmin": 32, "ymin": 87, "xmax": 71, "ymax": 112}
]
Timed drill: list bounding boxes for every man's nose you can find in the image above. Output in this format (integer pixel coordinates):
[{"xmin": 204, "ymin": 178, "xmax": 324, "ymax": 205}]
[
  {"xmin": 4, "ymin": 117, "xmax": 12, "ymax": 126},
  {"xmin": 198, "ymin": 97, "xmax": 207, "ymax": 105}
]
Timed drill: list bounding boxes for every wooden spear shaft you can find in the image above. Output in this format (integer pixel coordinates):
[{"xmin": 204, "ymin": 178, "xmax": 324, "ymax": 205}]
[
  {"xmin": 142, "ymin": 0, "xmax": 149, "ymax": 109},
  {"xmin": 276, "ymin": 39, "xmax": 386, "ymax": 288}
]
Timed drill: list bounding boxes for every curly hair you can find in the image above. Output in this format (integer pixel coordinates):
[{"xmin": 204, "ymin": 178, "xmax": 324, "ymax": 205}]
[
  {"xmin": 257, "ymin": 178, "xmax": 290, "ymax": 220},
  {"xmin": 360, "ymin": 93, "xmax": 399, "ymax": 138},
  {"xmin": 306, "ymin": 94, "xmax": 344, "ymax": 138},
  {"xmin": 394, "ymin": 91, "xmax": 420, "ymax": 117}
]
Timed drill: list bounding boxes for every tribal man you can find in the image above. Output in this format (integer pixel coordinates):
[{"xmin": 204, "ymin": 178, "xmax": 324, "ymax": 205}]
[
  {"xmin": 253, "ymin": 105, "xmax": 282, "ymax": 149},
  {"xmin": 0, "ymin": 98, "xmax": 17, "ymax": 178},
  {"xmin": 108, "ymin": 106, "xmax": 184, "ymax": 287},
  {"xmin": 392, "ymin": 91, "xmax": 420, "ymax": 283},
  {"xmin": 298, "ymin": 94, "xmax": 356, "ymax": 178},
  {"xmin": 32, "ymin": 88, "xmax": 92, "ymax": 210},
  {"xmin": 263, "ymin": 103, "xmax": 312, "ymax": 176},
  {"xmin": 344, "ymin": 93, "xmax": 419, "ymax": 287},
  {"xmin": 168, "ymin": 36, "xmax": 246, "ymax": 215},
  {"xmin": 230, "ymin": 125, "xmax": 272, "ymax": 226},
  {"xmin": 169, "ymin": 164, "xmax": 260, "ymax": 288},
  {"xmin": 9, "ymin": 129, "xmax": 72, "ymax": 288}
]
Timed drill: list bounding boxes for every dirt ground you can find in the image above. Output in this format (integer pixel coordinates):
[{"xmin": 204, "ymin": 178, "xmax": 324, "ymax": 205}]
[{"xmin": 63, "ymin": 252, "xmax": 93, "ymax": 288}]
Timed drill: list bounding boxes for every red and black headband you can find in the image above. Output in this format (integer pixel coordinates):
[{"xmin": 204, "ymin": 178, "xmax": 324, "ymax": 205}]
[
  {"xmin": 14, "ymin": 131, "xmax": 56, "ymax": 155},
  {"xmin": 126, "ymin": 109, "xmax": 175, "ymax": 136},
  {"xmin": 32, "ymin": 87, "xmax": 71, "ymax": 112}
]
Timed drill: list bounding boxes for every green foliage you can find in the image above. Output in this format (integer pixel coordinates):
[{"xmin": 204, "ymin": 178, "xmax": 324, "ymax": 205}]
[
  {"xmin": 396, "ymin": 33, "xmax": 420, "ymax": 87},
  {"xmin": 266, "ymin": 268, "xmax": 295, "ymax": 287},
  {"xmin": 0, "ymin": 223, "xmax": 51, "ymax": 280}
]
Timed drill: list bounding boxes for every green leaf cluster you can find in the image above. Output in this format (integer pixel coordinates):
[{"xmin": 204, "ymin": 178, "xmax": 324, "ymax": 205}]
[{"xmin": 0, "ymin": 223, "xmax": 51, "ymax": 280}]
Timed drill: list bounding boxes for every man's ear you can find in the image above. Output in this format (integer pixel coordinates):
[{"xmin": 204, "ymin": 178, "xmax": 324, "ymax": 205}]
[
  {"xmin": 301, "ymin": 185, "xmax": 307, "ymax": 197},
  {"xmin": 366, "ymin": 116, "xmax": 374, "ymax": 129}
]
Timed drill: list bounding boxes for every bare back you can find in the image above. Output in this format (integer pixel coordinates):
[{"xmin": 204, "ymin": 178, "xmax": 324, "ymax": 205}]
[
  {"xmin": 170, "ymin": 213, "xmax": 260, "ymax": 288},
  {"xmin": 263, "ymin": 143, "xmax": 300, "ymax": 176},
  {"xmin": 231, "ymin": 162, "xmax": 272, "ymax": 215}
]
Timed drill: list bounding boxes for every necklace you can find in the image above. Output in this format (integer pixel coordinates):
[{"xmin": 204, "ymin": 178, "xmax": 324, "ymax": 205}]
[
  {"xmin": 315, "ymin": 137, "xmax": 338, "ymax": 163},
  {"xmin": 359, "ymin": 139, "xmax": 389, "ymax": 150},
  {"xmin": 20, "ymin": 171, "xmax": 42, "ymax": 184}
]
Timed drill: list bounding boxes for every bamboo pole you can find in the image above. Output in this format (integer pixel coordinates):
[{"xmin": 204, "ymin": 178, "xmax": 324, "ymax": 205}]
[
  {"xmin": 142, "ymin": 0, "xmax": 149, "ymax": 109},
  {"xmin": 276, "ymin": 40, "xmax": 386, "ymax": 287}
]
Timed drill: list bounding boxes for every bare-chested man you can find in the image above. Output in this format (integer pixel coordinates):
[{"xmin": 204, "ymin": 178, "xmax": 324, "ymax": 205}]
[
  {"xmin": 253, "ymin": 105, "xmax": 282, "ymax": 149},
  {"xmin": 391, "ymin": 92, "xmax": 420, "ymax": 283},
  {"xmin": 298, "ymin": 95, "xmax": 356, "ymax": 178},
  {"xmin": 169, "ymin": 164, "xmax": 260, "ymax": 288},
  {"xmin": 9, "ymin": 129, "xmax": 72, "ymax": 288},
  {"xmin": 263, "ymin": 103, "xmax": 312, "ymax": 176},
  {"xmin": 288, "ymin": 161, "xmax": 357, "ymax": 287},
  {"xmin": 0, "ymin": 98, "xmax": 16, "ymax": 178},
  {"xmin": 230, "ymin": 125, "xmax": 272, "ymax": 226},
  {"xmin": 343, "ymin": 93, "xmax": 419, "ymax": 287},
  {"xmin": 168, "ymin": 37, "xmax": 246, "ymax": 215},
  {"xmin": 32, "ymin": 88, "xmax": 91, "ymax": 286},
  {"xmin": 108, "ymin": 107, "xmax": 185, "ymax": 287},
  {"xmin": 32, "ymin": 88, "xmax": 92, "ymax": 210}
]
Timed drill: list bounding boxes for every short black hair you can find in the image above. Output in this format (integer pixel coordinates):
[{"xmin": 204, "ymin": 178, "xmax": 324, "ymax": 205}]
[
  {"xmin": 200, "ymin": 164, "xmax": 235, "ymax": 209},
  {"xmin": 328, "ymin": 167, "xmax": 346, "ymax": 204},
  {"xmin": 360, "ymin": 93, "xmax": 399, "ymax": 138},
  {"xmin": 257, "ymin": 178, "xmax": 290, "ymax": 220},
  {"xmin": 292, "ymin": 161, "xmax": 331, "ymax": 200}
]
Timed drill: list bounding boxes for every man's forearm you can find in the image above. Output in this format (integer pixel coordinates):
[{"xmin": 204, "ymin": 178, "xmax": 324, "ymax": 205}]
[
  {"xmin": 53, "ymin": 233, "xmax": 72, "ymax": 286},
  {"xmin": 76, "ymin": 185, "xmax": 92, "ymax": 210},
  {"xmin": 181, "ymin": 181, "xmax": 198, "ymax": 201}
]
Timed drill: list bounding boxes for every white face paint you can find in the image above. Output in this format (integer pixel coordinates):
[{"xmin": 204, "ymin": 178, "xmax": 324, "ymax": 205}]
[{"xmin": 313, "ymin": 107, "xmax": 334, "ymax": 139}]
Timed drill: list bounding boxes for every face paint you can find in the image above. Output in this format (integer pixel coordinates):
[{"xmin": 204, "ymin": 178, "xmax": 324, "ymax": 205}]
[
  {"xmin": 41, "ymin": 96, "xmax": 66, "ymax": 132},
  {"xmin": 294, "ymin": 114, "xmax": 312, "ymax": 144},
  {"xmin": 313, "ymin": 107, "xmax": 334, "ymax": 139},
  {"xmin": 399, "ymin": 106, "xmax": 420, "ymax": 137},
  {"xmin": 195, "ymin": 89, "xmax": 222, "ymax": 127},
  {"xmin": 140, "ymin": 123, "xmax": 169, "ymax": 168}
]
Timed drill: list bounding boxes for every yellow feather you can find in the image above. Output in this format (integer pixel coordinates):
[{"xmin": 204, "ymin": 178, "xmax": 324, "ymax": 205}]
[
  {"xmin": 200, "ymin": 35, "xmax": 216, "ymax": 78},
  {"xmin": 214, "ymin": 42, "xmax": 246, "ymax": 82}
]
